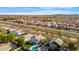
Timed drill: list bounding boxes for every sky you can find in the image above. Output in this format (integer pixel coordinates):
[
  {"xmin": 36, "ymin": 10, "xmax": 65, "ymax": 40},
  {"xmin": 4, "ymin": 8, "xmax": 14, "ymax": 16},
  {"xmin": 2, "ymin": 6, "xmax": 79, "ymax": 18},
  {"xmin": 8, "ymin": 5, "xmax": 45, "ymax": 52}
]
[{"xmin": 0, "ymin": 7, "xmax": 79, "ymax": 15}]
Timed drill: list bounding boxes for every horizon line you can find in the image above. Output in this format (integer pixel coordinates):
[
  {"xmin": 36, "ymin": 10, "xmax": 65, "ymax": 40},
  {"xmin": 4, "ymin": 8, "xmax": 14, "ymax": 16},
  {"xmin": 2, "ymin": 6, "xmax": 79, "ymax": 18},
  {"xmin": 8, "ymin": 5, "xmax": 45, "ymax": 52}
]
[{"xmin": 0, "ymin": 13, "xmax": 79, "ymax": 15}]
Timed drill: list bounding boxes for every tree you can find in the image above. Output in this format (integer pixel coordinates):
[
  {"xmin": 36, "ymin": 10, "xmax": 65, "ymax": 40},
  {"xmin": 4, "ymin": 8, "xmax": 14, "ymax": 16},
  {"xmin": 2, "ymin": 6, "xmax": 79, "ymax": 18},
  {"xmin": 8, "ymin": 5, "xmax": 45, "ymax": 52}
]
[
  {"xmin": 0, "ymin": 31, "xmax": 6, "ymax": 43},
  {"xmin": 40, "ymin": 38, "xmax": 49, "ymax": 46},
  {"xmin": 15, "ymin": 36, "xmax": 25, "ymax": 46},
  {"xmin": 68, "ymin": 37, "xmax": 78, "ymax": 51},
  {"xmin": 6, "ymin": 32, "xmax": 16, "ymax": 42},
  {"xmin": 68, "ymin": 42, "xmax": 78, "ymax": 51}
]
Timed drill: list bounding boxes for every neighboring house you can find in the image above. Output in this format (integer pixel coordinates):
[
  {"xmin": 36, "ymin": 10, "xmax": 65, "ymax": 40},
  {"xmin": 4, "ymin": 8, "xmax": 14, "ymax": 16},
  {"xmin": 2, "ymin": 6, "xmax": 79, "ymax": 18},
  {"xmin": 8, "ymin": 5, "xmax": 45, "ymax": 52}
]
[
  {"xmin": 14, "ymin": 30, "xmax": 25, "ymax": 36},
  {"xmin": 23, "ymin": 33, "xmax": 46, "ymax": 45},
  {"xmin": 40, "ymin": 38, "xmax": 63, "ymax": 51},
  {"xmin": 9, "ymin": 29, "xmax": 25, "ymax": 36},
  {"xmin": 23, "ymin": 34, "xmax": 34, "ymax": 41},
  {"xmin": 1, "ymin": 26, "xmax": 10, "ymax": 30},
  {"xmin": 9, "ymin": 28, "xmax": 16, "ymax": 32}
]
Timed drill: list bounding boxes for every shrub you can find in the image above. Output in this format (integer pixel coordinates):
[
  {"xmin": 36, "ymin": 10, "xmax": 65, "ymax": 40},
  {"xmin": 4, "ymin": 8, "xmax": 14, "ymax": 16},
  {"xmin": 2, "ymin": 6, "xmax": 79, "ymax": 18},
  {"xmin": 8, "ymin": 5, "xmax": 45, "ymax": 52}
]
[
  {"xmin": 40, "ymin": 38, "xmax": 49, "ymax": 46},
  {"xmin": 15, "ymin": 36, "xmax": 25, "ymax": 46}
]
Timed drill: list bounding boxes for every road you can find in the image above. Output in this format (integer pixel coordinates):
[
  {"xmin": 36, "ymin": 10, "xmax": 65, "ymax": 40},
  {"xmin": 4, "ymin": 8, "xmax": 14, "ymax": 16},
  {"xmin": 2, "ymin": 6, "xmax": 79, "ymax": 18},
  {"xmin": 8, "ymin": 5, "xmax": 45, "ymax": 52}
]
[{"xmin": 0, "ymin": 21, "xmax": 79, "ymax": 38}]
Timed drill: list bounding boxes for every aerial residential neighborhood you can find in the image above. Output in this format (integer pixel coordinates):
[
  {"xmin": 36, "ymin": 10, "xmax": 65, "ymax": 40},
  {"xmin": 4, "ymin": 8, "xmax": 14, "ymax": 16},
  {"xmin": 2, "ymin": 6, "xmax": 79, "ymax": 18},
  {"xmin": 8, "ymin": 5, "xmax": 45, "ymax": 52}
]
[
  {"xmin": 0, "ymin": 15, "xmax": 79, "ymax": 51},
  {"xmin": 0, "ymin": 7, "xmax": 79, "ymax": 51}
]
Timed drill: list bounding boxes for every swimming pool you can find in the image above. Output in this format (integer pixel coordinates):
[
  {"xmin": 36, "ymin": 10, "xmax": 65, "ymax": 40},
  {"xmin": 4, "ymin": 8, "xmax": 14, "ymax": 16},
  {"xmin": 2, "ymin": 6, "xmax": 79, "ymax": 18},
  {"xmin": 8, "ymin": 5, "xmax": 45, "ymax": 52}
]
[{"xmin": 30, "ymin": 44, "xmax": 40, "ymax": 51}]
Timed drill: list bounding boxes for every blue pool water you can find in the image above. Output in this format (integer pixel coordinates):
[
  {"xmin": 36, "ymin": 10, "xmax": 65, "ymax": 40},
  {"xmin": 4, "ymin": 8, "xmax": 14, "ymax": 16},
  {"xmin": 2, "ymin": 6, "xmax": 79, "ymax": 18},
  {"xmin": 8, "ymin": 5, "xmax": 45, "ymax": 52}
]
[{"xmin": 31, "ymin": 44, "xmax": 40, "ymax": 51}]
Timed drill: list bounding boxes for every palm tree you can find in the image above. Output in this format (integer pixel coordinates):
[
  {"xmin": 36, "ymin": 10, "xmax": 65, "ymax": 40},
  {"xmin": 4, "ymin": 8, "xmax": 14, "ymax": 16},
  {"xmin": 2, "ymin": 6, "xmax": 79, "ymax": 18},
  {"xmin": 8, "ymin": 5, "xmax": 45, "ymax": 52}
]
[{"xmin": 6, "ymin": 32, "xmax": 16, "ymax": 42}]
